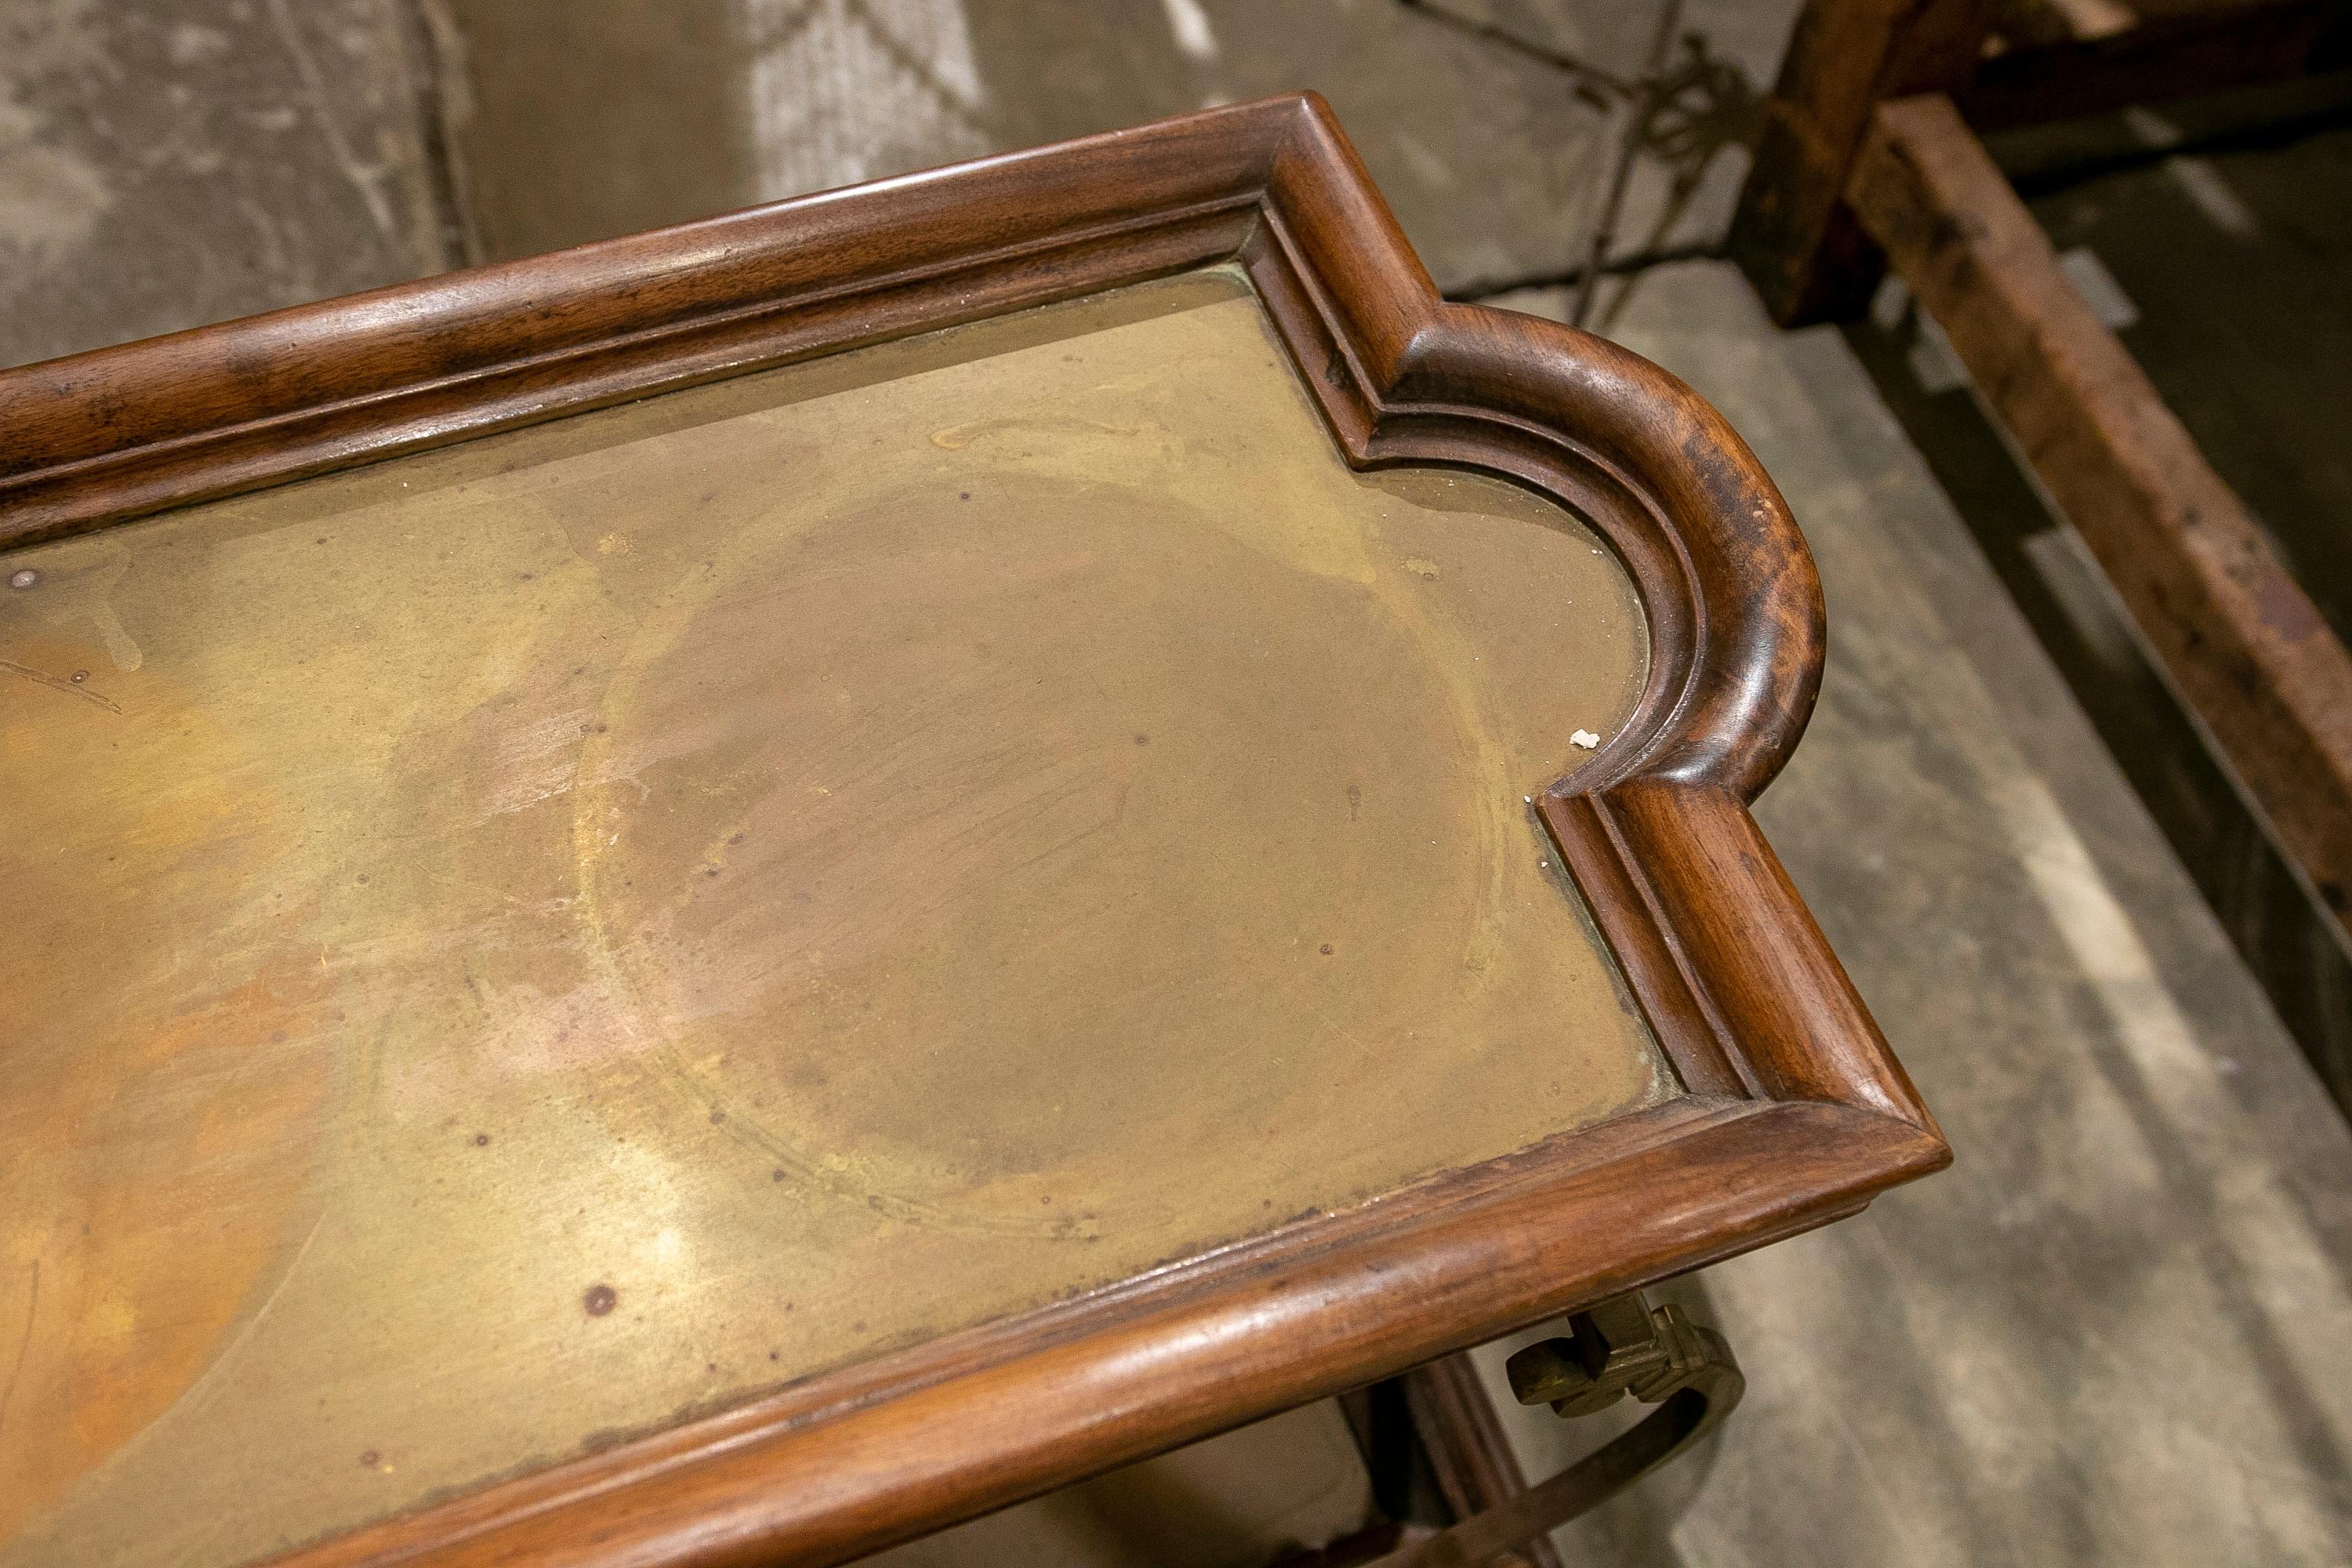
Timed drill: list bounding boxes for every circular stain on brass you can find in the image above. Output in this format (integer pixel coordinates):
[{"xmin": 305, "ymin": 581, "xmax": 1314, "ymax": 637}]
[
  {"xmin": 571, "ymin": 481, "xmax": 1516, "ymax": 1233},
  {"xmin": 583, "ymin": 1283, "xmax": 618, "ymax": 1316},
  {"xmin": 1319, "ymin": 944, "xmax": 1334, "ymax": 955},
  {"xmin": 69, "ymin": 670, "xmax": 87, "ymax": 683},
  {"xmin": 359, "ymin": 1450, "xmax": 380, "ymax": 1468}
]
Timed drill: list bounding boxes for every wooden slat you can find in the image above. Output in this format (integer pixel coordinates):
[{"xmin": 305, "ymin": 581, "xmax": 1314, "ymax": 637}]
[
  {"xmin": 1963, "ymin": 0, "xmax": 2352, "ymax": 130},
  {"xmin": 1403, "ymin": 1356, "xmax": 1563, "ymax": 1568},
  {"xmin": 1728, "ymin": 0, "xmax": 2000, "ymax": 325},
  {"xmin": 1850, "ymin": 93, "xmax": 2352, "ymax": 942}
]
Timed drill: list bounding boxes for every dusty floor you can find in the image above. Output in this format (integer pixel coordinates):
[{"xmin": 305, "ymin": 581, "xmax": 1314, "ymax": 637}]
[{"xmin": 4, "ymin": 2, "xmax": 2351, "ymax": 1565}]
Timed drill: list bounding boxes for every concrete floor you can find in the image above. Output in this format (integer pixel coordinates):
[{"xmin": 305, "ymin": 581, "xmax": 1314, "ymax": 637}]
[
  {"xmin": 440, "ymin": 0, "xmax": 1778, "ymax": 291},
  {"xmin": 5, "ymin": 2, "xmax": 2352, "ymax": 1565},
  {"xmin": 0, "ymin": 0, "xmax": 458, "ymax": 368},
  {"xmin": 0, "ymin": 0, "xmax": 1788, "ymax": 366}
]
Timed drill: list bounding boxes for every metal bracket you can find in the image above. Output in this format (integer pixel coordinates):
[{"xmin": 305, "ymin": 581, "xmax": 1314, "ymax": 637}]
[
  {"xmin": 1378, "ymin": 1290, "xmax": 1744, "ymax": 1568},
  {"xmin": 1504, "ymin": 1292, "xmax": 1729, "ymax": 1417}
]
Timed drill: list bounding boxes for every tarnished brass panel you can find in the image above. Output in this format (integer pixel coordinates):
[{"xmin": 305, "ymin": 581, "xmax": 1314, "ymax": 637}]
[{"xmin": 0, "ymin": 270, "xmax": 1664, "ymax": 1564}]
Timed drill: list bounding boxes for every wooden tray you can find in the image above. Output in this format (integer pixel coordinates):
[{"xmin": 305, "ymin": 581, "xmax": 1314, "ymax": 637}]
[{"xmin": 0, "ymin": 96, "xmax": 1945, "ymax": 1568}]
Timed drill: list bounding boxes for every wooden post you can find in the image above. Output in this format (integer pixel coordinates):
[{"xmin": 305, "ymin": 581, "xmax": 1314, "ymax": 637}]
[
  {"xmin": 1729, "ymin": 0, "xmax": 1998, "ymax": 325},
  {"xmin": 1850, "ymin": 93, "xmax": 2352, "ymax": 942}
]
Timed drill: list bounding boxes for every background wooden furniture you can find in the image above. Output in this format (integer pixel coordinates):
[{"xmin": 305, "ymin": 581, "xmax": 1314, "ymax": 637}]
[
  {"xmin": 0, "ymin": 95, "xmax": 1944, "ymax": 1568},
  {"xmin": 1730, "ymin": 0, "xmax": 2352, "ymax": 965}
]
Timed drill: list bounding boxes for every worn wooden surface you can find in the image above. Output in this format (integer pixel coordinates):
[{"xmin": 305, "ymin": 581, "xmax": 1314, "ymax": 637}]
[
  {"xmin": 1849, "ymin": 93, "xmax": 2352, "ymax": 942},
  {"xmin": 1730, "ymin": 0, "xmax": 2352, "ymax": 328},
  {"xmin": 1728, "ymin": 0, "xmax": 1998, "ymax": 326},
  {"xmin": 0, "ymin": 95, "xmax": 1944, "ymax": 1568}
]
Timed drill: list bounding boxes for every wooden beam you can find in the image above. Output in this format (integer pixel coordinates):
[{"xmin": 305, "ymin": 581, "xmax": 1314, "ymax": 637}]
[
  {"xmin": 1962, "ymin": 0, "xmax": 2352, "ymax": 130},
  {"xmin": 1729, "ymin": 0, "xmax": 2000, "ymax": 325},
  {"xmin": 1403, "ymin": 1356, "xmax": 1562, "ymax": 1568},
  {"xmin": 1850, "ymin": 93, "xmax": 2352, "ymax": 942}
]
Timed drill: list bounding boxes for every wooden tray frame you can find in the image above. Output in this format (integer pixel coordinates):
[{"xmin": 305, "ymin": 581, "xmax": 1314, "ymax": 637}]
[{"xmin": 0, "ymin": 93, "xmax": 1947, "ymax": 1568}]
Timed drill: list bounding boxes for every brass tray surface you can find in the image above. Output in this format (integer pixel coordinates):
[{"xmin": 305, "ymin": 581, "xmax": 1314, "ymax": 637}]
[{"xmin": 0, "ymin": 270, "xmax": 1663, "ymax": 1563}]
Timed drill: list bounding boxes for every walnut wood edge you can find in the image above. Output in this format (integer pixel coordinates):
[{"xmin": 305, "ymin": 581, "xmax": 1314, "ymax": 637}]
[
  {"xmin": 273, "ymin": 1102, "xmax": 1941, "ymax": 1568},
  {"xmin": 0, "ymin": 93, "xmax": 1946, "ymax": 1568}
]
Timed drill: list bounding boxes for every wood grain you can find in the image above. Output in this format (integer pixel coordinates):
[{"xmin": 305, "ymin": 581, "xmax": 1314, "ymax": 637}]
[
  {"xmin": 1728, "ymin": 0, "xmax": 1999, "ymax": 326},
  {"xmin": 1849, "ymin": 92, "xmax": 2352, "ymax": 942}
]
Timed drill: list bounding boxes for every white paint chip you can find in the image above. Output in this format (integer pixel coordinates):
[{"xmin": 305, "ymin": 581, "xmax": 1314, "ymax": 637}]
[{"xmin": 1570, "ymin": 729, "xmax": 1600, "ymax": 750}]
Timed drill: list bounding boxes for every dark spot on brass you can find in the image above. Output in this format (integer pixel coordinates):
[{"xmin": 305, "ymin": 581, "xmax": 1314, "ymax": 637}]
[
  {"xmin": 359, "ymin": 1450, "xmax": 380, "ymax": 1467},
  {"xmin": 729, "ymin": 831, "xmax": 746, "ymax": 844},
  {"xmin": 704, "ymin": 866, "xmax": 720, "ymax": 878},
  {"xmin": 771, "ymin": 1168, "xmax": 786, "ymax": 1181},
  {"xmin": 709, "ymin": 1109, "xmax": 726, "ymax": 1124},
  {"xmin": 355, "ymin": 873, "xmax": 369, "ymax": 884},
  {"xmin": 473, "ymin": 1133, "xmax": 490, "ymax": 1146},
  {"xmin": 851, "ymin": 1320, "xmax": 867, "ymax": 1333},
  {"xmin": 768, "ymin": 1350, "xmax": 779, "ymax": 1361},
  {"xmin": 959, "ymin": 491, "xmax": 971, "ymax": 500},
  {"xmin": 706, "ymin": 1361, "xmax": 717, "ymax": 1373},
  {"xmin": 583, "ymin": 1283, "xmax": 617, "ymax": 1316},
  {"xmin": 518, "ymin": 572, "xmax": 535, "ymax": 583},
  {"xmin": 69, "ymin": 670, "xmax": 87, "ymax": 683},
  {"xmin": 314, "ymin": 537, "xmax": 328, "ymax": 545},
  {"xmin": 1134, "ymin": 733, "xmax": 1149, "ymax": 746},
  {"xmin": 1319, "ymin": 943, "xmax": 1334, "ymax": 955}
]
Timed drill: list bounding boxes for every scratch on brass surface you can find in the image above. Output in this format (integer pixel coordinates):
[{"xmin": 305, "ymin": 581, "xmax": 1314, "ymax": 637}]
[
  {"xmin": 0, "ymin": 659, "xmax": 120, "ymax": 713},
  {"xmin": 0, "ymin": 1264, "xmax": 34, "ymax": 1443},
  {"xmin": 169, "ymin": 1211, "xmax": 328, "ymax": 1424}
]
